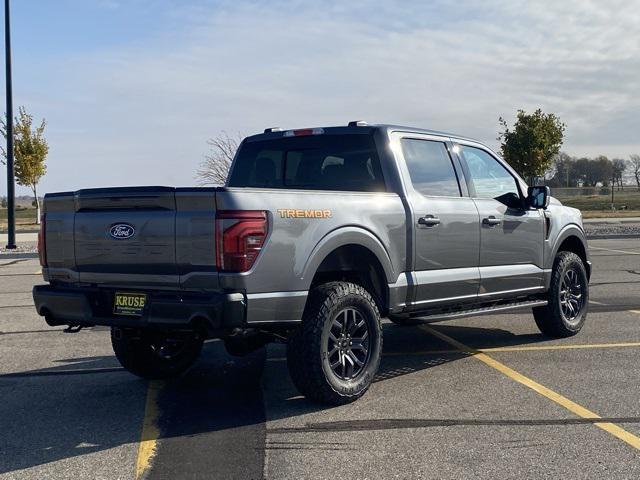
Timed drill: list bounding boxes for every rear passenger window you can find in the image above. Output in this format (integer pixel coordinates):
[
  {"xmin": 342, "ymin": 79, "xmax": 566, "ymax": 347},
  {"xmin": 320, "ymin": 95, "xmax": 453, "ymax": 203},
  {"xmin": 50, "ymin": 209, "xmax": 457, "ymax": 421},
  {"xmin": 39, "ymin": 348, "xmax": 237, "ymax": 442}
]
[
  {"xmin": 401, "ymin": 139, "xmax": 461, "ymax": 197},
  {"xmin": 228, "ymin": 134, "xmax": 385, "ymax": 192}
]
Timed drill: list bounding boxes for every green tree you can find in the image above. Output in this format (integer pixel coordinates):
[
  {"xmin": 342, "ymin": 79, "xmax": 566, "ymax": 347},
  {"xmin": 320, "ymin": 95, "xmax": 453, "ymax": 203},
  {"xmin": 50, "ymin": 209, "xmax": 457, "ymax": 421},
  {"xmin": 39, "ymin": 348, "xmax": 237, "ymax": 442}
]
[
  {"xmin": 574, "ymin": 156, "xmax": 613, "ymax": 187},
  {"xmin": 594, "ymin": 156, "xmax": 613, "ymax": 187},
  {"xmin": 498, "ymin": 109, "xmax": 565, "ymax": 183},
  {"xmin": 0, "ymin": 107, "xmax": 49, "ymax": 224}
]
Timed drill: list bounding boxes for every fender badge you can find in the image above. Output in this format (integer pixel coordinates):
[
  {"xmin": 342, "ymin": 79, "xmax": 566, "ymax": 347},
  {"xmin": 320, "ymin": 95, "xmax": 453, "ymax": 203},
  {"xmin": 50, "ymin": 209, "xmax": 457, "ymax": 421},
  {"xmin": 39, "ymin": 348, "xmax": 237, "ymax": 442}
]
[{"xmin": 277, "ymin": 209, "xmax": 332, "ymax": 219}]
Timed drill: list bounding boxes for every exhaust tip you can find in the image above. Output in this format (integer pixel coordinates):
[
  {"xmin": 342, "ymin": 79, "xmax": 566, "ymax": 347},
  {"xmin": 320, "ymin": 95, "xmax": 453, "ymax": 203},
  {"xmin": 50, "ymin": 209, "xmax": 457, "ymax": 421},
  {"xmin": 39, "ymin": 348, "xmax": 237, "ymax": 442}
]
[
  {"xmin": 42, "ymin": 309, "xmax": 63, "ymax": 327},
  {"xmin": 189, "ymin": 314, "xmax": 217, "ymax": 336}
]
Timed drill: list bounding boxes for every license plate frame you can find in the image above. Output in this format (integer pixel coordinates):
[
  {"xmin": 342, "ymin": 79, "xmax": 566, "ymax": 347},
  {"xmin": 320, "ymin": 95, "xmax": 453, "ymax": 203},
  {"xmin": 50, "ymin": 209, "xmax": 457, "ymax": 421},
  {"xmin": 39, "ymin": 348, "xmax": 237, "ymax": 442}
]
[{"xmin": 113, "ymin": 291, "xmax": 147, "ymax": 317}]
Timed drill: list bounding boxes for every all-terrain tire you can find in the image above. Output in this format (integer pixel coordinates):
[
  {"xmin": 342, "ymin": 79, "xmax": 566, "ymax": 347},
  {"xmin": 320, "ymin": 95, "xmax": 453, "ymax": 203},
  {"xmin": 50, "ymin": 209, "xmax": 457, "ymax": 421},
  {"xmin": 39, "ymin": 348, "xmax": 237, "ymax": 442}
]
[
  {"xmin": 533, "ymin": 251, "xmax": 589, "ymax": 338},
  {"xmin": 287, "ymin": 282, "xmax": 383, "ymax": 405},
  {"xmin": 111, "ymin": 328, "xmax": 204, "ymax": 379}
]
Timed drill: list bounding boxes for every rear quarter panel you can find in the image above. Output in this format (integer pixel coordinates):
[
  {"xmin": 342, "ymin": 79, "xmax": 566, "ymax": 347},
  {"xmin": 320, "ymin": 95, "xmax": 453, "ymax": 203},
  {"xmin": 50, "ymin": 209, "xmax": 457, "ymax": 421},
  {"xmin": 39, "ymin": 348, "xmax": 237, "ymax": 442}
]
[{"xmin": 215, "ymin": 188, "xmax": 406, "ymax": 294}]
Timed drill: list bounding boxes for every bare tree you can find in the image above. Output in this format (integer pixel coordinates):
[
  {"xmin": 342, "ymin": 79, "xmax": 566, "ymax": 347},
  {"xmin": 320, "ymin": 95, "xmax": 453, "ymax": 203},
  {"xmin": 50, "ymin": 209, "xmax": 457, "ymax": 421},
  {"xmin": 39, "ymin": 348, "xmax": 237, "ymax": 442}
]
[
  {"xmin": 612, "ymin": 158, "xmax": 626, "ymax": 190},
  {"xmin": 195, "ymin": 132, "xmax": 243, "ymax": 186},
  {"xmin": 574, "ymin": 156, "xmax": 612, "ymax": 187},
  {"xmin": 548, "ymin": 152, "xmax": 577, "ymax": 187},
  {"xmin": 630, "ymin": 154, "xmax": 640, "ymax": 191}
]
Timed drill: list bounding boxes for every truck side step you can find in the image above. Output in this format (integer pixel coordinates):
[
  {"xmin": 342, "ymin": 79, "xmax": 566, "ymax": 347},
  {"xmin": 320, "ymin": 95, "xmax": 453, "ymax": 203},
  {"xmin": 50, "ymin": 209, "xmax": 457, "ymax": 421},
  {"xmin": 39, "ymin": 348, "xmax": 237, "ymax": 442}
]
[{"xmin": 411, "ymin": 299, "xmax": 548, "ymax": 322}]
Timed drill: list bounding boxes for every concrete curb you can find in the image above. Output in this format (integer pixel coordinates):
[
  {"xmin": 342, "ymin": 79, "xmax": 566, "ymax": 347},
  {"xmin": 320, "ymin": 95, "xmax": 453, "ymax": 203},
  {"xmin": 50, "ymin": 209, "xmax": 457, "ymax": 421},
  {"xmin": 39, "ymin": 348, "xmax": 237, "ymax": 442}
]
[
  {"xmin": 0, "ymin": 229, "xmax": 39, "ymax": 234},
  {"xmin": 583, "ymin": 217, "xmax": 640, "ymax": 224},
  {"xmin": 0, "ymin": 252, "xmax": 39, "ymax": 260},
  {"xmin": 586, "ymin": 234, "xmax": 640, "ymax": 240}
]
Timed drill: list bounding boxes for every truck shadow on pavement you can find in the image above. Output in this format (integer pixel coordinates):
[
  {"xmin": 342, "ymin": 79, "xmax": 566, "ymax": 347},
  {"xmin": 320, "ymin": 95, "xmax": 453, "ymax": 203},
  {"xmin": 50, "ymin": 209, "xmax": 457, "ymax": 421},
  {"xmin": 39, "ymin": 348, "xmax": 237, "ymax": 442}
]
[
  {"xmin": 1, "ymin": 321, "xmax": 637, "ymax": 476},
  {"xmin": 0, "ymin": 339, "xmax": 273, "ymax": 477},
  {"xmin": 0, "ymin": 354, "xmax": 146, "ymax": 475}
]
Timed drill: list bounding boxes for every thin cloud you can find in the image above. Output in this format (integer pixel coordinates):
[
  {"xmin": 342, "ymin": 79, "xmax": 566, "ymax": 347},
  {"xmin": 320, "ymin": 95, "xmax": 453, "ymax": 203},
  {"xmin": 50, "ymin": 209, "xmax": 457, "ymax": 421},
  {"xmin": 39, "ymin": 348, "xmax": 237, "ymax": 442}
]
[{"xmin": 7, "ymin": 0, "xmax": 639, "ymax": 194}]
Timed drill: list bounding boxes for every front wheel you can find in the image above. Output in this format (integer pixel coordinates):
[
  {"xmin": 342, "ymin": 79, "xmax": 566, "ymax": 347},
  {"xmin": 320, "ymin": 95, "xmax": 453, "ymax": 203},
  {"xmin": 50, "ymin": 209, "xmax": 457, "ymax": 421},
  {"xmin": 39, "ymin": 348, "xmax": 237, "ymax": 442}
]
[
  {"xmin": 111, "ymin": 328, "xmax": 204, "ymax": 379},
  {"xmin": 533, "ymin": 251, "xmax": 589, "ymax": 338},
  {"xmin": 287, "ymin": 282, "xmax": 382, "ymax": 405}
]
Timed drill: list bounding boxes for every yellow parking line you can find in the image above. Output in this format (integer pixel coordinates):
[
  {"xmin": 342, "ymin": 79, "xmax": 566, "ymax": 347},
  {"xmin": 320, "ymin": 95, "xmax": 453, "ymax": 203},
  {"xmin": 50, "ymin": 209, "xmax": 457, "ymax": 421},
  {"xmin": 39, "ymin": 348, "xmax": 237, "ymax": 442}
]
[
  {"xmin": 268, "ymin": 341, "xmax": 640, "ymax": 362},
  {"xmin": 136, "ymin": 380, "xmax": 162, "ymax": 479},
  {"xmin": 589, "ymin": 300, "xmax": 607, "ymax": 305},
  {"xmin": 481, "ymin": 342, "xmax": 640, "ymax": 352},
  {"xmin": 421, "ymin": 325, "xmax": 640, "ymax": 451},
  {"xmin": 383, "ymin": 341, "xmax": 640, "ymax": 356},
  {"xmin": 630, "ymin": 310, "xmax": 640, "ymax": 315}
]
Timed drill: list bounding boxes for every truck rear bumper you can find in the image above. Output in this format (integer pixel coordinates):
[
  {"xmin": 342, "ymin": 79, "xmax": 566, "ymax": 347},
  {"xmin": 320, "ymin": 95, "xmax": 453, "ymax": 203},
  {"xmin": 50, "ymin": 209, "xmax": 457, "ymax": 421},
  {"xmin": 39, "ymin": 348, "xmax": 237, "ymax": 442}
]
[{"xmin": 32, "ymin": 285, "xmax": 246, "ymax": 334}]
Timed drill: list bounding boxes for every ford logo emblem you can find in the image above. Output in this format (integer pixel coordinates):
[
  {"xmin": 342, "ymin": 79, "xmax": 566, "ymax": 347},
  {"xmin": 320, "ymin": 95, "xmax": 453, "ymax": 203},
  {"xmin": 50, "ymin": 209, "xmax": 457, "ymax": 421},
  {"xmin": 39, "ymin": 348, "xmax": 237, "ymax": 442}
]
[{"xmin": 109, "ymin": 223, "xmax": 135, "ymax": 239}]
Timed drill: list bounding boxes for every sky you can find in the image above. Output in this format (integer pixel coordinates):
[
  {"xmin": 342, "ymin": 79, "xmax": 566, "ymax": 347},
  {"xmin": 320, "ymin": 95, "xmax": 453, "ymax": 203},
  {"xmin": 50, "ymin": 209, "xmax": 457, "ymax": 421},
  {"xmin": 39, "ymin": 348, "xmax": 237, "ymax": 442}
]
[{"xmin": 1, "ymin": 0, "xmax": 639, "ymax": 195}]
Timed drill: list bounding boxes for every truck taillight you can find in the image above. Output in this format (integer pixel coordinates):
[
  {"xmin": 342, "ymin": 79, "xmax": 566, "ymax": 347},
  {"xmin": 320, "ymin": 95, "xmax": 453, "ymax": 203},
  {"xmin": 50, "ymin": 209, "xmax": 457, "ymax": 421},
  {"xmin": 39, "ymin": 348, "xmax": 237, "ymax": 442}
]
[
  {"xmin": 215, "ymin": 210, "xmax": 268, "ymax": 272},
  {"xmin": 38, "ymin": 214, "xmax": 47, "ymax": 267}
]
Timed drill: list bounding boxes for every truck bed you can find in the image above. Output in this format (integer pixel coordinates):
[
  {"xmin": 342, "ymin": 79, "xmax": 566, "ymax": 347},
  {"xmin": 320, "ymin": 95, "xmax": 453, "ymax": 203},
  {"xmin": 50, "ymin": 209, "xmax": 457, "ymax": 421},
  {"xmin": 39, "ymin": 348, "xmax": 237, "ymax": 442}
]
[{"xmin": 40, "ymin": 185, "xmax": 407, "ymax": 325}]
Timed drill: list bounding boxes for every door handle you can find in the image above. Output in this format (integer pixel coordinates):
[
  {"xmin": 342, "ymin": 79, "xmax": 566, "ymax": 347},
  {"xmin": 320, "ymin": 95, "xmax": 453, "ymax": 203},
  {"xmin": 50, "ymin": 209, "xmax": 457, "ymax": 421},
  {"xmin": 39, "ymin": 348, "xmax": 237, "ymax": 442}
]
[
  {"xmin": 418, "ymin": 215, "xmax": 441, "ymax": 227},
  {"xmin": 482, "ymin": 216, "xmax": 502, "ymax": 226}
]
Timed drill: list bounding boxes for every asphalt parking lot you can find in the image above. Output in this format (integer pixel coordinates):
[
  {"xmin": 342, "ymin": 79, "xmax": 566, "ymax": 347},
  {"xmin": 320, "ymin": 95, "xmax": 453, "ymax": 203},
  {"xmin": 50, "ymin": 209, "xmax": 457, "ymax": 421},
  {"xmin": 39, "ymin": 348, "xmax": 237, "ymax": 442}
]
[{"xmin": 1, "ymin": 238, "xmax": 639, "ymax": 479}]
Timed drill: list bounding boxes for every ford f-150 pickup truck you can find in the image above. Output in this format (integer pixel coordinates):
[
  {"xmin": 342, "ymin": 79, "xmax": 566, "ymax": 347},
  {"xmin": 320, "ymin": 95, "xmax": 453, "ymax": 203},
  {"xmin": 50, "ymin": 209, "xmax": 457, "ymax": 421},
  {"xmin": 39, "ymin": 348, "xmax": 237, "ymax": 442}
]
[{"xmin": 33, "ymin": 122, "xmax": 591, "ymax": 404}]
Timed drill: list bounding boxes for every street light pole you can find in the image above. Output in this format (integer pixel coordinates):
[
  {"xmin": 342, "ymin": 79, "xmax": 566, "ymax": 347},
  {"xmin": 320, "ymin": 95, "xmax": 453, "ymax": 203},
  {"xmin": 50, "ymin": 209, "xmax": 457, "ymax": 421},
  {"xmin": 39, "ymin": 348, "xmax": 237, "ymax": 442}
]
[{"xmin": 4, "ymin": 0, "xmax": 15, "ymax": 249}]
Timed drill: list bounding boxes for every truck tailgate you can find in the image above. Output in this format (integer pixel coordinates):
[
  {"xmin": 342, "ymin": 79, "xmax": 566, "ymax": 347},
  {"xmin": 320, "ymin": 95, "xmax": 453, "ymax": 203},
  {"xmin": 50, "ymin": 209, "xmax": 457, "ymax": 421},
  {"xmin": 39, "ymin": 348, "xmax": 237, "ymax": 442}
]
[
  {"xmin": 74, "ymin": 187, "xmax": 177, "ymax": 287},
  {"xmin": 43, "ymin": 187, "xmax": 219, "ymax": 290}
]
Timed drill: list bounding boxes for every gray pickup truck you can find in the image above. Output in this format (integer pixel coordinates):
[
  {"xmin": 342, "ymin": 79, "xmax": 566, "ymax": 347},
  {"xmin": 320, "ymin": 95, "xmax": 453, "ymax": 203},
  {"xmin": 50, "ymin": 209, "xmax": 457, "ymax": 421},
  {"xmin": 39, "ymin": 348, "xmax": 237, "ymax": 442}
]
[{"xmin": 33, "ymin": 122, "xmax": 591, "ymax": 404}]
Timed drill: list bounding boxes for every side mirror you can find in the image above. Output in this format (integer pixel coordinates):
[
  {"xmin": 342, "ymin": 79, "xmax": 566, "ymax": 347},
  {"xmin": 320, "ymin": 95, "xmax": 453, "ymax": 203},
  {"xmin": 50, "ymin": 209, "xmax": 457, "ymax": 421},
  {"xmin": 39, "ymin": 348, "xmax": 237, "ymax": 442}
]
[
  {"xmin": 495, "ymin": 191, "xmax": 524, "ymax": 210},
  {"xmin": 527, "ymin": 186, "xmax": 550, "ymax": 209}
]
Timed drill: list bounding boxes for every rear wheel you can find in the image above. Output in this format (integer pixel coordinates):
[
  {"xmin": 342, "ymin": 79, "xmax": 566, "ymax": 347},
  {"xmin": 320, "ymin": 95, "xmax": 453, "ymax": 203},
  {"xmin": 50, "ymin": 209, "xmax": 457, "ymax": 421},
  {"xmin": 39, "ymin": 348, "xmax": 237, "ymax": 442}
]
[
  {"xmin": 533, "ymin": 251, "xmax": 589, "ymax": 338},
  {"xmin": 111, "ymin": 328, "xmax": 204, "ymax": 379},
  {"xmin": 287, "ymin": 282, "xmax": 382, "ymax": 405}
]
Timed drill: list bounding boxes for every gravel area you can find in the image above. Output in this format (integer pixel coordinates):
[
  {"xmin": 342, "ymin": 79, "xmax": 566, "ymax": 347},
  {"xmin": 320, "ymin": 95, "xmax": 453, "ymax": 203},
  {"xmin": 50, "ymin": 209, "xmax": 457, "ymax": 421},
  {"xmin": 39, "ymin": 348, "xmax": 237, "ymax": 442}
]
[
  {"xmin": 0, "ymin": 242, "xmax": 37, "ymax": 255},
  {"xmin": 584, "ymin": 221, "xmax": 640, "ymax": 238}
]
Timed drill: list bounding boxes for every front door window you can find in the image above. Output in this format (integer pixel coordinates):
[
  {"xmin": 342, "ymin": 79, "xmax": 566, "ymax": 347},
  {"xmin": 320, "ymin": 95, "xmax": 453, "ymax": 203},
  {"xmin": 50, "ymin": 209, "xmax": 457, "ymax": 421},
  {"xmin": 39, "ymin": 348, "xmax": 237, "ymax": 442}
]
[{"xmin": 458, "ymin": 145, "xmax": 521, "ymax": 208}]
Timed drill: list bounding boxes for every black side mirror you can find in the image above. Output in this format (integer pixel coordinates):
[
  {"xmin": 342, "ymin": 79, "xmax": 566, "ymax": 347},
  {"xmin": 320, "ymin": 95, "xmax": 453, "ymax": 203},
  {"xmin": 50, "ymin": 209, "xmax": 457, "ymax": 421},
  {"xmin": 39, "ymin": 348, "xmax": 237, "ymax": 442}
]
[
  {"xmin": 527, "ymin": 186, "xmax": 550, "ymax": 209},
  {"xmin": 495, "ymin": 191, "xmax": 524, "ymax": 210}
]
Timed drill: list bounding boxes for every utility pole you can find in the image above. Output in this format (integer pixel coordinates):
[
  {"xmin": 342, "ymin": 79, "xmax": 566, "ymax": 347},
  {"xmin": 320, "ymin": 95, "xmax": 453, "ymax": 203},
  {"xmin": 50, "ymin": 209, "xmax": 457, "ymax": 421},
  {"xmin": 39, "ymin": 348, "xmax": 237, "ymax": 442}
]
[
  {"xmin": 4, "ymin": 0, "xmax": 15, "ymax": 249},
  {"xmin": 611, "ymin": 172, "xmax": 615, "ymax": 209}
]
